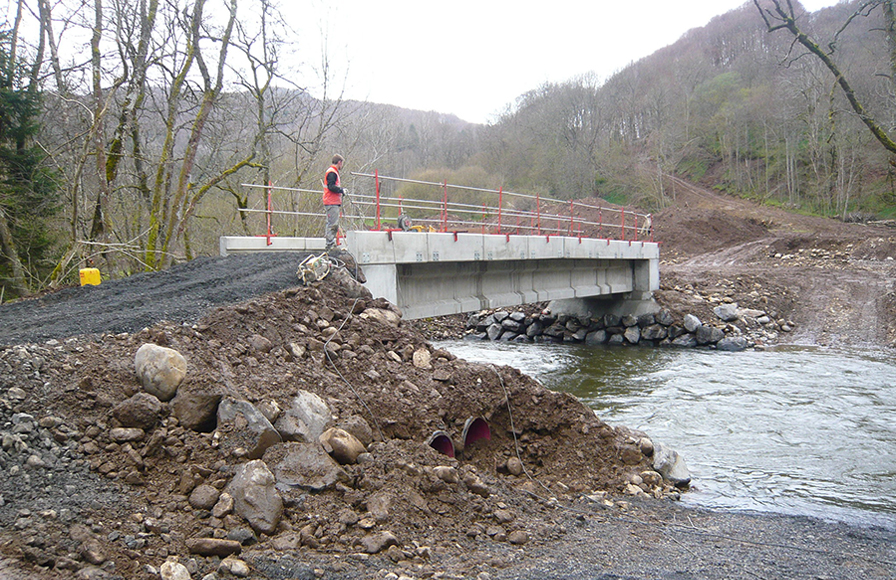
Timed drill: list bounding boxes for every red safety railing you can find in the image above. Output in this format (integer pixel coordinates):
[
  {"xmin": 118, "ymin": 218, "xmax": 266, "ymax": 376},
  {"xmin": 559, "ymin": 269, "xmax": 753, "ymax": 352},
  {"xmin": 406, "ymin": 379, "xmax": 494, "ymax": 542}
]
[
  {"xmin": 240, "ymin": 172, "xmax": 654, "ymax": 244},
  {"xmin": 347, "ymin": 172, "xmax": 653, "ymax": 242}
]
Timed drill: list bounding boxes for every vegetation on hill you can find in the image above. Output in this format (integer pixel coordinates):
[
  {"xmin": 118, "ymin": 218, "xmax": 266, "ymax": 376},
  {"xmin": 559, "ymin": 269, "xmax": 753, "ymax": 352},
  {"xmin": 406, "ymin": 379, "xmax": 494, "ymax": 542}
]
[
  {"xmin": 1, "ymin": 0, "xmax": 894, "ymax": 300},
  {"xmin": 481, "ymin": 1, "xmax": 896, "ymax": 218}
]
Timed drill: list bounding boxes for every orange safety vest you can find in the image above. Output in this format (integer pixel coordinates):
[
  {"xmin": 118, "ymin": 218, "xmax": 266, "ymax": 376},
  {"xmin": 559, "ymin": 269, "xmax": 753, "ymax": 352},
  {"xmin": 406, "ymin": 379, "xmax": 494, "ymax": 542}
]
[{"xmin": 323, "ymin": 164, "xmax": 341, "ymax": 206}]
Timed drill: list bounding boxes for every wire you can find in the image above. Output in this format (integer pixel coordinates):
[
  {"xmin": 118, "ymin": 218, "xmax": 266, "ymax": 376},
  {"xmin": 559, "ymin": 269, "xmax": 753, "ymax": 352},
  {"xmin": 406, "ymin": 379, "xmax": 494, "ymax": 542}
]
[
  {"xmin": 490, "ymin": 365, "xmax": 555, "ymax": 498},
  {"xmin": 321, "ymin": 246, "xmax": 385, "ymax": 443}
]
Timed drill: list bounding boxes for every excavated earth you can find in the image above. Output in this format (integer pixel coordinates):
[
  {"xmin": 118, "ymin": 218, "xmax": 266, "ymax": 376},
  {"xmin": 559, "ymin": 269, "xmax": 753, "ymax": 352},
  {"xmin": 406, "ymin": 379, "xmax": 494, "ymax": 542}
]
[{"xmin": 1, "ymin": 182, "xmax": 895, "ymax": 580}]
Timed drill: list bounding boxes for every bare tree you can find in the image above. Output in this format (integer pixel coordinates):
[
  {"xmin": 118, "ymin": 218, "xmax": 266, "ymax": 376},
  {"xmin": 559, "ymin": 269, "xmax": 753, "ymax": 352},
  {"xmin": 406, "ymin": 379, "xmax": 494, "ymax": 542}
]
[{"xmin": 754, "ymin": 0, "xmax": 896, "ymax": 155}]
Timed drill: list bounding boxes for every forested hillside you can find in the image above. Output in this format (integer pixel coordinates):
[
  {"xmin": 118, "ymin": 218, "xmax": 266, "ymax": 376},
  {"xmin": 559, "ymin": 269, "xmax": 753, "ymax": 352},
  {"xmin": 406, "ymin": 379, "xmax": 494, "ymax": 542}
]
[
  {"xmin": 480, "ymin": 1, "xmax": 896, "ymax": 216},
  {"xmin": 1, "ymin": 0, "xmax": 894, "ymax": 300}
]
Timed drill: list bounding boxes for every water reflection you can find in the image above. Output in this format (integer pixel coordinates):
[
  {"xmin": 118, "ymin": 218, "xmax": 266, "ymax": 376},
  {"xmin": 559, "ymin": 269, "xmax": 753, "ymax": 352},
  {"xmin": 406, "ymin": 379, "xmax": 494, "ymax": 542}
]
[{"xmin": 438, "ymin": 340, "xmax": 896, "ymax": 529}]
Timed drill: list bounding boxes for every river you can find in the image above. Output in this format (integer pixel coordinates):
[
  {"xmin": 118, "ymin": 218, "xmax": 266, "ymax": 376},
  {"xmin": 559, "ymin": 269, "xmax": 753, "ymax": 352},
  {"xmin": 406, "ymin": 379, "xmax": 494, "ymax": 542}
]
[{"xmin": 437, "ymin": 339, "xmax": 896, "ymax": 529}]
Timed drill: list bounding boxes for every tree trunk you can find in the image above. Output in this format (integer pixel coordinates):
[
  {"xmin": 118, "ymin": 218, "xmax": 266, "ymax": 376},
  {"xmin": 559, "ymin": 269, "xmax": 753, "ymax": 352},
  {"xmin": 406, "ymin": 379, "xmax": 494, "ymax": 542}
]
[
  {"xmin": 755, "ymin": 0, "xmax": 896, "ymax": 155},
  {"xmin": 88, "ymin": 0, "xmax": 114, "ymax": 262},
  {"xmin": 0, "ymin": 208, "xmax": 30, "ymax": 297},
  {"xmin": 157, "ymin": 0, "xmax": 237, "ymax": 269},
  {"xmin": 885, "ymin": 1, "xmax": 896, "ymax": 95}
]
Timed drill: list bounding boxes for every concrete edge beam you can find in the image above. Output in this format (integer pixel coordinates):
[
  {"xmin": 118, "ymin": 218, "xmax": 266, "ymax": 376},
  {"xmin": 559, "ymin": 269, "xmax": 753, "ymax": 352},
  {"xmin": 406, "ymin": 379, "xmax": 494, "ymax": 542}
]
[{"xmin": 220, "ymin": 236, "xmax": 325, "ymax": 256}]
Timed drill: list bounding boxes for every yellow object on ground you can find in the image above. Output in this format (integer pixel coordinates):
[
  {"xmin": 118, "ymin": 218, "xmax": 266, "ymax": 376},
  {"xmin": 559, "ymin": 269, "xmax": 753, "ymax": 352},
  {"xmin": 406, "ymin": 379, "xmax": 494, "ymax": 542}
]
[{"xmin": 79, "ymin": 268, "xmax": 101, "ymax": 286}]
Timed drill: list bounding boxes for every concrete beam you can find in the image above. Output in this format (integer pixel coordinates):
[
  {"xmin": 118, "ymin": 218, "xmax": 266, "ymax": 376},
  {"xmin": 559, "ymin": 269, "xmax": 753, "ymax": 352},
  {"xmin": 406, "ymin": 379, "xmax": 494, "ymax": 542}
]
[
  {"xmin": 219, "ymin": 236, "xmax": 325, "ymax": 256},
  {"xmin": 345, "ymin": 231, "xmax": 659, "ymax": 320}
]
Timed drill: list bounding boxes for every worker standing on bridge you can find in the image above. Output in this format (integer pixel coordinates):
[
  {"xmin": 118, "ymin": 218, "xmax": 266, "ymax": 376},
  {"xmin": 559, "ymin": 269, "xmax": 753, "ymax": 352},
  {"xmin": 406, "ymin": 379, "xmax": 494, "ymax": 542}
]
[{"xmin": 323, "ymin": 154, "xmax": 345, "ymax": 252}]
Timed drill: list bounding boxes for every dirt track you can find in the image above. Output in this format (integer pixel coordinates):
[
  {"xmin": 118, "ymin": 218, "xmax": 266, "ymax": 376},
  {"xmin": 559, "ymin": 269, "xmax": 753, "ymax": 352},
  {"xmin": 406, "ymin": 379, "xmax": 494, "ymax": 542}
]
[
  {"xmin": 0, "ymin": 252, "xmax": 308, "ymax": 346},
  {"xmin": 650, "ymin": 179, "xmax": 896, "ymax": 349}
]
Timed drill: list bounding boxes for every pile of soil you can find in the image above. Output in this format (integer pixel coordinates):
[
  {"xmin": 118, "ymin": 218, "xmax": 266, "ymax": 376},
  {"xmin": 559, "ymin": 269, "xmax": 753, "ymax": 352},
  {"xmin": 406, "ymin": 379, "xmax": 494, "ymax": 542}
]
[
  {"xmin": 652, "ymin": 181, "xmax": 896, "ymax": 348},
  {"xmin": 1, "ymin": 179, "xmax": 894, "ymax": 580},
  {"xmin": 0, "ymin": 257, "xmax": 680, "ymax": 580}
]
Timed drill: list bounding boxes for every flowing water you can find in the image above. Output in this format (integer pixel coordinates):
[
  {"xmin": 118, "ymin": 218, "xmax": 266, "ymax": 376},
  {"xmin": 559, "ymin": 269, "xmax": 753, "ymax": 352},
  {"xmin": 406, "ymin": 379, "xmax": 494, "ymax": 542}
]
[{"xmin": 437, "ymin": 340, "xmax": 896, "ymax": 529}]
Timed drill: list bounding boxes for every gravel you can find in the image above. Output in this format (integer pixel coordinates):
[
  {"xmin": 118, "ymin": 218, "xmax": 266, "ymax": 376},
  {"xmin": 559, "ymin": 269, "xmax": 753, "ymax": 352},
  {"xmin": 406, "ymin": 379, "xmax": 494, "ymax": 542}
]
[{"xmin": 0, "ymin": 252, "xmax": 308, "ymax": 345}]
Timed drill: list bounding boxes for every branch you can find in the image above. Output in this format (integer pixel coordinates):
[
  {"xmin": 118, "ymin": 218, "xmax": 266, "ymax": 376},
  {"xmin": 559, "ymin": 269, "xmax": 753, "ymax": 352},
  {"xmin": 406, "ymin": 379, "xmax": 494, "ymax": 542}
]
[
  {"xmin": 831, "ymin": 1, "xmax": 879, "ymax": 53},
  {"xmin": 754, "ymin": 0, "xmax": 896, "ymax": 155}
]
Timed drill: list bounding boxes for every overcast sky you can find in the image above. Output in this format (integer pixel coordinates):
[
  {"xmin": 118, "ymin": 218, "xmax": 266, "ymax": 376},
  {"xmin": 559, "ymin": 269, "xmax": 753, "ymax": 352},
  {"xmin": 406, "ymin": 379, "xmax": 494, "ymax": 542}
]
[{"xmin": 292, "ymin": 1, "xmax": 842, "ymax": 124}]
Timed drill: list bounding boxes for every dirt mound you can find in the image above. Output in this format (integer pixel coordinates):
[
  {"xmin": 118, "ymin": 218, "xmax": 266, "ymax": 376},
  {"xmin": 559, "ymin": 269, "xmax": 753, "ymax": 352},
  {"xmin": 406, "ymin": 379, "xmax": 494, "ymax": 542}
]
[
  {"xmin": 642, "ymin": 182, "xmax": 896, "ymax": 349},
  {"xmin": 0, "ymin": 274, "xmax": 676, "ymax": 580},
  {"xmin": 653, "ymin": 208, "xmax": 770, "ymax": 260}
]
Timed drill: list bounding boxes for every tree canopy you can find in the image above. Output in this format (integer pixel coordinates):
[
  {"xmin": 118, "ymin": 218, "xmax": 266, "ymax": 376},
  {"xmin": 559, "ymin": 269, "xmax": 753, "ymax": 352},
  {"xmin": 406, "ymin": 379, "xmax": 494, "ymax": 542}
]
[
  {"xmin": 3, "ymin": 0, "xmax": 894, "ymax": 300},
  {"xmin": 0, "ymin": 26, "xmax": 59, "ymax": 299}
]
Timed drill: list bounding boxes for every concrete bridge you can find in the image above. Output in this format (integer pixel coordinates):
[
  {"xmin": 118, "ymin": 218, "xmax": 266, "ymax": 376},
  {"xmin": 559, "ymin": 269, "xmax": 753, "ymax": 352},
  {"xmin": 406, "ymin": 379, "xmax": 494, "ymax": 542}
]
[
  {"xmin": 226, "ymin": 172, "xmax": 660, "ymax": 320},
  {"xmin": 220, "ymin": 231, "xmax": 660, "ymax": 320}
]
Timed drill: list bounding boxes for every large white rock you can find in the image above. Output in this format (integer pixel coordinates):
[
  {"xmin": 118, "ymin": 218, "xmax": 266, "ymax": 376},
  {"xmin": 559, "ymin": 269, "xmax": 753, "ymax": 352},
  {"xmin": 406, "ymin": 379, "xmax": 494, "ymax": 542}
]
[
  {"xmin": 360, "ymin": 308, "xmax": 401, "ymax": 326},
  {"xmin": 274, "ymin": 390, "xmax": 333, "ymax": 443},
  {"xmin": 160, "ymin": 560, "xmax": 191, "ymax": 580},
  {"xmin": 226, "ymin": 459, "xmax": 283, "ymax": 535},
  {"xmin": 134, "ymin": 343, "xmax": 187, "ymax": 401},
  {"xmin": 683, "ymin": 314, "xmax": 702, "ymax": 333},
  {"xmin": 652, "ymin": 442, "xmax": 691, "ymax": 487},
  {"xmin": 713, "ymin": 303, "xmax": 740, "ymax": 322},
  {"xmin": 319, "ymin": 427, "xmax": 366, "ymax": 464}
]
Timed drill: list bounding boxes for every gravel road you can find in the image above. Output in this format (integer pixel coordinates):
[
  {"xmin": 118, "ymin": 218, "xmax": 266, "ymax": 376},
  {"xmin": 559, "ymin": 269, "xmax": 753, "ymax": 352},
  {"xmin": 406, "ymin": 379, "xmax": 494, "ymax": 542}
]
[{"xmin": 0, "ymin": 252, "xmax": 308, "ymax": 345}]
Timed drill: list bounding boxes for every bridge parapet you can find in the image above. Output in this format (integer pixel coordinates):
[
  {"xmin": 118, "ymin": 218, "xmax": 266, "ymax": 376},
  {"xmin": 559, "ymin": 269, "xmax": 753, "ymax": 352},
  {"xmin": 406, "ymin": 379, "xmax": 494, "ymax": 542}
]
[{"xmin": 351, "ymin": 231, "xmax": 657, "ymax": 263}]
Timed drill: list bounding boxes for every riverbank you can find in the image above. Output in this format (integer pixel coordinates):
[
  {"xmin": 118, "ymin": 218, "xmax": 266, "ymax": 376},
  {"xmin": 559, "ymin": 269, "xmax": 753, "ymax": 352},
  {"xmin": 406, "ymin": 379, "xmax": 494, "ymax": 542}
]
[
  {"xmin": 1, "ymin": 179, "xmax": 894, "ymax": 578},
  {"xmin": 0, "ymin": 251, "xmax": 893, "ymax": 580},
  {"xmin": 650, "ymin": 181, "xmax": 896, "ymax": 350}
]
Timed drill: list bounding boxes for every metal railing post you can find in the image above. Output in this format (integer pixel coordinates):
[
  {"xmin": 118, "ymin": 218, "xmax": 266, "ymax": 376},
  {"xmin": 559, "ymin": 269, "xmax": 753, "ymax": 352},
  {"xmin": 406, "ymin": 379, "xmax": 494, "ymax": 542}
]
[
  {"xmin": 266, "ymin": 180, "xmax": 273, "ymax": 246},
  {"xmin": 442, "ymin": 180, "xmax": 448, "ymax": 232},
  {"xmin": 536, "ymin": 192, "xmax": 541, "ymax": 235},
  {"xmin": 569, "ymin": 200, "xmax": 574, "ymax": 236},
  {"xmin": 498, "ymin": 187, "xmax": 503, "ymax": 235},
  {"xmin": 375, "ymin": 169, "xmax": 381, "ymax": 231},
  {"xmin": 621, "ymin": 207, "xmax": 626, "ymax": 241}
]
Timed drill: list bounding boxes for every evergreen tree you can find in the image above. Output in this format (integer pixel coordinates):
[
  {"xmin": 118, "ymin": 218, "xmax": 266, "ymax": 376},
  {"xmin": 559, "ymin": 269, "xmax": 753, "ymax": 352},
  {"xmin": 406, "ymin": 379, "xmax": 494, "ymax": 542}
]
[{"xmin": 0, "ymin": 29, "xmax": 59, "ymax": 300}]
